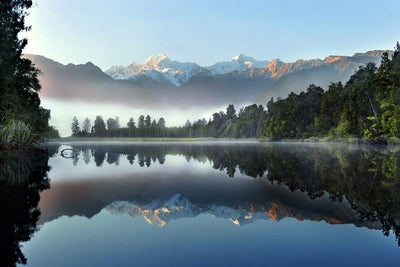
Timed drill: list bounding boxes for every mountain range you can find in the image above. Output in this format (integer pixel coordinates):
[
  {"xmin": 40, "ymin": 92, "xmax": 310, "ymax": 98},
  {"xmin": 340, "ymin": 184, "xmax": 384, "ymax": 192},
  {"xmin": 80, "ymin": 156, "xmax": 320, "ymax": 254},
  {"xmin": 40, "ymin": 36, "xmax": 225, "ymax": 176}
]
[
  {"xmin": 38, "ymin": 176, "xmax": 379, "ymax": 230},
  {"xmin": 25, "ymin": 50, "xmax": 391, "ymax": 109},
  {"xmin": 106, "ymin": 194, "xmax": 378, "ymax": 228}
]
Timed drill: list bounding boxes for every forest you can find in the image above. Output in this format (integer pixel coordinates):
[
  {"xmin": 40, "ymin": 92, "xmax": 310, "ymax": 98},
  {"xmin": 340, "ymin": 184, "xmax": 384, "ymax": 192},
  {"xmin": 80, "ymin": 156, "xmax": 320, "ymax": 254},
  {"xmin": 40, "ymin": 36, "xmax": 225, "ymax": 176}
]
[
  {"xmin": 265, "ymin": 43, "xmax": 400, "ymax": 142},
  {"xmin": 52, "ymin": 142, "xmax": 400, "ymax": 245},
  {"xmin": 70, "ymin": 42, "xmax": 400, "ymax": 142},
  {"xmin": 2, "ymin": 3, "xmax": 400, "ymax": 144},
  {"xmin": 0, "ymin": 1, "xmax": 58, "ymax": 152},
  {"xmin": 70, "ymin": 104, "xmax": 268, "ymax": 138}
]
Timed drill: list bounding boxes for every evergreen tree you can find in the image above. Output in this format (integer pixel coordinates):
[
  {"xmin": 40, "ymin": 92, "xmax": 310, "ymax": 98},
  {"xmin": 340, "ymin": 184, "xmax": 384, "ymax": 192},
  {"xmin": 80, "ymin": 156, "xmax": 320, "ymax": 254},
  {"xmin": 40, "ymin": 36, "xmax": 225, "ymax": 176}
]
[
  {"xmin": 0, "ymin": 0, "xmax": 50, "ymax": 134},
  {"xmin": 138, "ymin": 115, "xmax": 145, "ymax": 128},
  {"xmin": 107, "ymin": 117, "xmax": 120, "ymax": 130},
  {"xmin": 71, "ymin": 116, "xmax": 80, "ymax": 136},
  {"xmin": 226, "ymin": 104, "xmax": 236, "ymax": 120},
  {"xmin": 314, "ymin": 82, "xmax": 345, "ymax": 135},
  {"xmin": 265, "ymin": 85, "xmax": 323, "ymax": 139},
  {"xmin": 265, "ymin": 43, "xmax": 400, "ymax": 142},
  {"xmin": 339, "ymin": 63, "xmax": 378, "ymax": 138},
  {"xmin": 82, "ymin": 118, "xmax": 91, "ymax": 134},
  {"xmin": 93, "ymin": 116, "xmax": 106, "ymax": 137},
  {"xmin": 127, "ymin": 117, "xmax": 136, "ymax": 129},
  {"xmin": 145, "ymin": 115, "xmax": 151, "ymax": 127},
  {"xmin": 158, "ymin": 117, "xmax": 166, "ymax": 128}
]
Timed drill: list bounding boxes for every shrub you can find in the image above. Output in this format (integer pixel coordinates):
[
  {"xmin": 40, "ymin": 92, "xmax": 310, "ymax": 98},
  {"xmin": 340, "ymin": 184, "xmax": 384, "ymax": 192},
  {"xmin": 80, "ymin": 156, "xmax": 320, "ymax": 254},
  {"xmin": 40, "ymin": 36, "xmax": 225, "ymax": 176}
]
[{"xmin": 0, "ymin": 120, "xmax": 39, "ymax": 150}]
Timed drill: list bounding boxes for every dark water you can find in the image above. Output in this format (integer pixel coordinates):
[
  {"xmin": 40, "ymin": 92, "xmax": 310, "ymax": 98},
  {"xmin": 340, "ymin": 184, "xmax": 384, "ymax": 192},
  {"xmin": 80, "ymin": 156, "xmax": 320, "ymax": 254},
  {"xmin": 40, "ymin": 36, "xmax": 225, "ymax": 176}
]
[{"xmin": 2, "ymin": 141, "xmax": 400, "ymax": 266}]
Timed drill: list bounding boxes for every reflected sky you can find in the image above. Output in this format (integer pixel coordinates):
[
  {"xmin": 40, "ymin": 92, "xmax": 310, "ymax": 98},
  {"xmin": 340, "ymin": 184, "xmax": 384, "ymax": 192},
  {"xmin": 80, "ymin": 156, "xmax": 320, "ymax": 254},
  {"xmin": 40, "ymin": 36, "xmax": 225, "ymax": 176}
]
[{"xmin": 16, "ymin": 142, "xmax": 400, "ymax": 266}]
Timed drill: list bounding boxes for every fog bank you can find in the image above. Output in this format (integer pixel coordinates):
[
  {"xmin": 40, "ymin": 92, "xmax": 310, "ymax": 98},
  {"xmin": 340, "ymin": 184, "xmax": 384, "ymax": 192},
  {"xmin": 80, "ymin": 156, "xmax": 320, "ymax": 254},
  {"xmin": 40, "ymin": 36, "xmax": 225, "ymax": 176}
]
[{"xmin": 42, "ymin": 98, "xmax": 235, "ymax": 137}]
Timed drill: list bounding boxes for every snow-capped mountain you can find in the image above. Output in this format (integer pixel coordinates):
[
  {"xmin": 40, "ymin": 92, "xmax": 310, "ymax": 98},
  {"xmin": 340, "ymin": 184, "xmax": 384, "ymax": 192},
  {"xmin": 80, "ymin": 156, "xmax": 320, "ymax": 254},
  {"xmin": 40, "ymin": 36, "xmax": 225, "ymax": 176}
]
[
  {"xmin": 106, "ymin": 54, "xmax": 202, "ymax": 86},
  {"xmin": 25, "ymin": 49, "xmax": 391, "ymax": 109},
  {"xmin": 105, "ymin": 50, "xmax": 390, "ymax": 91},
  {"xmin": 105, "ymin": 195, "xmax": 276, "ymax": 227},
  {"xmin": 206, "ymin": 54, "xmax": 269, "ymax": 75},
  {"xmin": 106, "ymin": 53, "xmax": 270, "ymax": 86},
  {"xmin": 105, "ymin": 193, "xmax": 372, "ymax": 228}
]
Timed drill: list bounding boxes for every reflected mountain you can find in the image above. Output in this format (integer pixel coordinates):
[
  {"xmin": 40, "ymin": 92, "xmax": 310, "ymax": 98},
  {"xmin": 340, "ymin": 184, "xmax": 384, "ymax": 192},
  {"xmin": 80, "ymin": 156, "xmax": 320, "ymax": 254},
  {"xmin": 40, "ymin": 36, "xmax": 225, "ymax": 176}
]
[
  {"xmin": 106, "ymin": 193, "xmax": 377, "ymax": 228},
  {"xmin": 41, "ymin": 142, "xmax": 400, "ymax": 246},
  {"xmin": 0, "ymin": 151, "xmax": 50, "ymax": 266}
]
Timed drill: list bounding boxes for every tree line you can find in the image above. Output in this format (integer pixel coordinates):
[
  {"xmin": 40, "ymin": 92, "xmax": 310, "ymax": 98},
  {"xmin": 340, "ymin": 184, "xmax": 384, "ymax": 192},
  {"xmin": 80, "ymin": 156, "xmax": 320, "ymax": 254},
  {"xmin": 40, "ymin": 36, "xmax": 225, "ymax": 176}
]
[
  {"xmin": 70, "ymin": 104, "xmax": 267, "ymax": 138},
  {"xmin": 265, "ymin": 43, "xmax": 400, "ymax": 142},
  {"xmin": 70, "ymin": 42, "xmax": 400, "ymax": 142},
  {"xmin": 1, "ymin": 1, "xmax": 59, "ymax": 152},
  {"xmin": 52, "ymin": 142, "xmax": 400, "ymax": 245}
]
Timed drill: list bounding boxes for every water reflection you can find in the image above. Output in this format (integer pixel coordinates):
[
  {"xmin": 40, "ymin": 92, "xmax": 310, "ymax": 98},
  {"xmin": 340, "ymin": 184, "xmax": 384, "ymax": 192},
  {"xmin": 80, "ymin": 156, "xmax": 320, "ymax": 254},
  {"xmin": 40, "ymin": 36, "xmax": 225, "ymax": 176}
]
[
  {"xmin": 45, "ymin": 142, "xmax": 400, "ymax": 245},
  {"xmin": 2, "ymin": 142, "xmax": 400, "ymax": 265},
  {"xmin": 59, "ymin": 143, "xmax": 269, "ymax": 177},
  {"xmin": 0, "ymin": 151, "xmax": 50, "ymax": 266}
]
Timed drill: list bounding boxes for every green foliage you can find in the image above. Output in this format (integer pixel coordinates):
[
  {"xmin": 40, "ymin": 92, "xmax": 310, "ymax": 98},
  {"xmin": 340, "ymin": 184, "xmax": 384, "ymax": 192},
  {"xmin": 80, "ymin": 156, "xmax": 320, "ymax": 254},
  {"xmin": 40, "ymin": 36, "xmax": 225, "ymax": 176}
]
[
  {"xmin": 93, "ymin": 116, "xmax": 106, "ymax": 137},
  {"xmin": 0, "ymin": 150, "xmax": 50, "ymax": 265},
  {"xmin": 82, "ymin": 118, "xmax": 91, "ymax": 134},
  {"xmin": 0, "ymin": 1, "xmax": 50, "ymax": 137},
  {"xmin": 261, "ymin": 144, "xmax": 400, "ymax": 244},
  {"xmin": 265, "ymin": 84, "xmax": 324, "ymax": 139},
  {"xmin": 0, "ymin": 119, "xmax": 39, "ymax": 149},
  {"xmin": 127, "ymin": 117, "xmax": 136, "ymax": 129},
  {"xmin": 157, "ymin": 117, "xmax": 166, "ymax": 128},
  {"xmin": 314, "ymin": 82, "xmax": 345, "ymax": 135},
  {"xmin": 70, "ymin": 104, "xmax": 267, "ymax": 138},
  {"xmin": 229, "ymin": 104, "xmax": 267, "ymax": 138},
  {"xmin": 71, "ymin": 116, "xmax": 80, "ymax": 136},
  {"xmin": 265, "ymin": 42, "xmax": 400, "ymax": 142},
  {"xmin": 107, "ymin": 116, "xmax": 120, "ymax": 130},
  {"xmin": 43, "ymin": 126, "xmax": 60, "ymax": 139}
]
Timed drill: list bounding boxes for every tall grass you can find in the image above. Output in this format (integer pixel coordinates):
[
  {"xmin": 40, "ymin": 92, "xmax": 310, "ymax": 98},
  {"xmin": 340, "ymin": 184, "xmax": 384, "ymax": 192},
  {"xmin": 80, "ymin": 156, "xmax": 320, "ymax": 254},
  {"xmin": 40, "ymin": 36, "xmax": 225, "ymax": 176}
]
[{"xmin": 0, "ymin": 120, "xmax": 39, "ymax": 150}]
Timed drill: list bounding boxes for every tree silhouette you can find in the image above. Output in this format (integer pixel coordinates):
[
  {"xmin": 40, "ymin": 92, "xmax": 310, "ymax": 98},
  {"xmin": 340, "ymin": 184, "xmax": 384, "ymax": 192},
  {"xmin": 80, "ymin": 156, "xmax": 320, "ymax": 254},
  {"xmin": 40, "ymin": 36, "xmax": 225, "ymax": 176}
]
[
  {"xmin": 0, "ymin": 151, "xmax": 50, "ymax": 266},
  {"xmin": 71, "ymin": 116, "xmax": 80, "ymax": 136}
]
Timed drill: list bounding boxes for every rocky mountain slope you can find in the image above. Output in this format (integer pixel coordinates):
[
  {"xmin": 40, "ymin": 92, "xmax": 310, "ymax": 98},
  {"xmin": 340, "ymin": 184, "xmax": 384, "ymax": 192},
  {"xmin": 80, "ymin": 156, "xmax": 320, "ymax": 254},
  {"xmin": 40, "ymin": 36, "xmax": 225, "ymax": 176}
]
[
  {"xmin": 25, "ymin": 49, "xmax": 391, "ymax": 108},
  {"xmin": 23, "ymin": 54, "xmax": 159, "ymax": 107}
]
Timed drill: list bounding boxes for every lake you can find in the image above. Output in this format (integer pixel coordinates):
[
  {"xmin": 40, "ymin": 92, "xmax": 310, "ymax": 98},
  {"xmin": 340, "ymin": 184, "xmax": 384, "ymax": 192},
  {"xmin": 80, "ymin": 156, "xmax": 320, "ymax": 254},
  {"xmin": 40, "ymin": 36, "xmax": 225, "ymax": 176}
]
[{"xmin": 2, "ymin": 141, "xmax": 400, "ymax": 266}]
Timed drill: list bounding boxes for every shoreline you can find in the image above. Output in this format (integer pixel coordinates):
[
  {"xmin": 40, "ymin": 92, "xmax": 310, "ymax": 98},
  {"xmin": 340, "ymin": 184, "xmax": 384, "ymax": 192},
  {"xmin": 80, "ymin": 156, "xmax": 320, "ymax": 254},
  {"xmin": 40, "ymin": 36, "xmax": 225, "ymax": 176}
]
[
  {"xmin": 48, "ymin": 137, "xmax": 261, "ymax": 142},
  {"xmin": 44, "ymin": 136, "xmax": 400, "ymax": 145}
]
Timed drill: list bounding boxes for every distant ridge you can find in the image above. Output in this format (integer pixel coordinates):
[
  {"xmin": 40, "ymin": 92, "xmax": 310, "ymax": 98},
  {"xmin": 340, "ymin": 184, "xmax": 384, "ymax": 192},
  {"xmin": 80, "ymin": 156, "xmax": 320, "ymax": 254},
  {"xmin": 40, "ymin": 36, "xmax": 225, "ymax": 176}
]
[{"xmin": 25, "ymin": 49, "xmax": 392, "ymax": 108}]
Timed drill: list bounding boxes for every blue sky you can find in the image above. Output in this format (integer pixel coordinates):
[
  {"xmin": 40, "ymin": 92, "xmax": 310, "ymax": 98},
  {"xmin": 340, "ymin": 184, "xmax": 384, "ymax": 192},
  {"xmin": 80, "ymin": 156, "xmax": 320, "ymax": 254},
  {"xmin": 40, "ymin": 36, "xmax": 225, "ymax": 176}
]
[{"xmin": 25, "ymin": 0, "xmax": 400, "ymax": 70}]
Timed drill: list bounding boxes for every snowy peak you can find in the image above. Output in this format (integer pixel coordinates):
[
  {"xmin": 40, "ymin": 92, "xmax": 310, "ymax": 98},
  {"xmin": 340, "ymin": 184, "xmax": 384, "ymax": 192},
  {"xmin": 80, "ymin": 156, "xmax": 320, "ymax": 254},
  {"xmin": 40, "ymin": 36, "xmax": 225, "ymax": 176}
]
[
  {"xmin": 126, "ymin": 61, "xmax": 141, "ymax": 72},
  {"xmin": 232, "ymin": 53, "xmax": 268, "ymax": 68},
  {"xmin": 143, "ymin": 53, "xmax": 170, "ymax": 70},
  {"xmin": 106, "ymin": 194, "xmax": 270, "ymax": 227},
  {"xmin": 231, "ymin": 53, "xmax": 255, "ymax": 62},
  {"xmin": 207, "ymin": 54, "xmax": 269, "ymax": 75},
  {"xmin": 106, "ymin": 54, "xmax": 201, "ymax": 86},
  {"xmin": 105, "ymin": 50, "xmax": 389, "ymax": 87},
  {"xmin": 231, "ymin": 53, "xmax": 245, "ymax": 60},
  {"xmin": 105, "ymin": 194, "xmax": 369, "ymax": 228}
]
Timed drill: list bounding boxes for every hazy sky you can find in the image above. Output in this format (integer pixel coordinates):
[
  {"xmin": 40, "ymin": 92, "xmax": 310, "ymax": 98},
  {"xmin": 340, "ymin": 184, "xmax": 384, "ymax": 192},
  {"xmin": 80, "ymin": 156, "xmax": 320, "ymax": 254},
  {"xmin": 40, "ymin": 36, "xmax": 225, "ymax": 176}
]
[{"xmin": 24, "ymin": 0, "xmax": 400, "ymax": 70}]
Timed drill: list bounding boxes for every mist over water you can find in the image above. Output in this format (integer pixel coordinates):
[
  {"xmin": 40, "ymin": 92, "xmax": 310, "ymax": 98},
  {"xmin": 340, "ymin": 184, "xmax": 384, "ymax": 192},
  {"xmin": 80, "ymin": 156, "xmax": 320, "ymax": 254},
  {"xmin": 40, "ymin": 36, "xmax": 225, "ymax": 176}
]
[
  {"xmin": 4, "ymin": 142, "xmax": 399, "ymax": 266},
  {"xmin": 42, "ymin": 98, "xmax": 238, "ymax": 137}
]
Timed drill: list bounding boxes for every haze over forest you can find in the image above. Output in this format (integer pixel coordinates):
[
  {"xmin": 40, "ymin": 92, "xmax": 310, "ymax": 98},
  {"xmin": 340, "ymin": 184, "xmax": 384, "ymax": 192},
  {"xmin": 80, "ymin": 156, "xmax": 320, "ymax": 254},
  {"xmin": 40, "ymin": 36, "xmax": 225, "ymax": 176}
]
[
  {"xmin": 16, "ymin": 0, "xmax": 399, "ymax": 137},
  {"xmin": 26, "ymin": 50, "xmax": 390, "ymax": 136}
]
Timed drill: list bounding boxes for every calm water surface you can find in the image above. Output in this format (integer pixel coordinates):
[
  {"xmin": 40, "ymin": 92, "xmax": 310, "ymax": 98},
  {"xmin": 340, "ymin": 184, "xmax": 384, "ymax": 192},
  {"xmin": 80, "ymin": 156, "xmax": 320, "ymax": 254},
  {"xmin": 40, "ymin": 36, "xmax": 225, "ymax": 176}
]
[{"xmin": 2, "ymin": 142, "xmax": 400, "ymax": 266}]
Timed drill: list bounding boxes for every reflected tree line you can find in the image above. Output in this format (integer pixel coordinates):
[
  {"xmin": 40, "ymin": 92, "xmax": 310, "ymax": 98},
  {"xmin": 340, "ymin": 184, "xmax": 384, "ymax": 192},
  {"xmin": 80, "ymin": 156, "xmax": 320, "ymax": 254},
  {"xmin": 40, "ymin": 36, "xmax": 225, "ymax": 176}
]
[
  {"xmin": 59, "ymin": 143, "xmax": 400, "ymax": 245},
  {"xmin": 60, "ymin": 144, "xmax": 268, "ymax": 178},
  {"xmin": 262, "ymin": 145, "xmax": 400, "ymax": 245},
  {"xmin": 2, "ymin": 144, "xmax": 400, "ymax": 266},
  {"xmin": 0, "ymin": 151, "xmax": 50, "ymax": 266}
]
